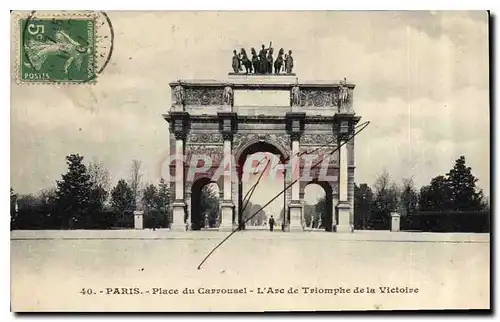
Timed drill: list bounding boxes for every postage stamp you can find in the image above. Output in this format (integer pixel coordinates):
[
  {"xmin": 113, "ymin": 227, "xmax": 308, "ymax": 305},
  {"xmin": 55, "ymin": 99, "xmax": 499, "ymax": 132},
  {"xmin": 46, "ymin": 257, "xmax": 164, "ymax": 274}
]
[{"xmin": 13, "ymin": 11, "xmax": 114, "ymax": 84}]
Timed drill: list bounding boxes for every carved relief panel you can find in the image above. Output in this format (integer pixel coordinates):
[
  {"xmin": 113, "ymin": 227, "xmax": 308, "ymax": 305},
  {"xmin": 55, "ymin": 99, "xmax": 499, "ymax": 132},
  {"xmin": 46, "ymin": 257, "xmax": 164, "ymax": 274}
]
[
  {"xmin": 185, "ymin": 145, "xmax": 224, "ymax": 166},
  {"xmin": 232, "ymin": 132, "xmax": 291, "ymax": 157},
  {"xmin": 298, "ymin": 146, "xmax": 339, "ymax": 168},
  {"xmin": 300, "ymin": 89, "xmax": 337, "ymax": 108},
  {"xmin": 300, "ymin": 133, "xmax": 337, "ymax": 146},
  {"xmin": 184, "ymin": 88, "xmax": 224, "ymax": 106},
  {"xmin": 187, "ymin": 132, "xmax": 223, "ymax": 145}
]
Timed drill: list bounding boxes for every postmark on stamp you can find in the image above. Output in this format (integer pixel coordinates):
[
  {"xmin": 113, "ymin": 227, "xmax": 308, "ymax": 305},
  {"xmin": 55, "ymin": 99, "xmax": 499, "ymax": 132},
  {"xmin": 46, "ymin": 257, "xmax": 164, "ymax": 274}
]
[{"xmin": 13, "ymin": 11, "xmax": 114, "ymax": 84}]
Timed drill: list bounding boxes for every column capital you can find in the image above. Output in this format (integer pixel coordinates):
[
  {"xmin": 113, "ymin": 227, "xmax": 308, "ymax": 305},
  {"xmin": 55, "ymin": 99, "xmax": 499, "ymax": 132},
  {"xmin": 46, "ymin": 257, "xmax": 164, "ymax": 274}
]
[
  {"xmin": 174, "ymin": 131, "xmax": 187, "ymax": 140},
  {"xmin": 222, "ymin": 132, "xmax": 233, "ymax": 141},
  {"xmin": 218, "ymin": 112, "xmax": 237, "ymax": 138},
  {"xmin": 286, "ymin": 112, "xmax": 306, "ymax": 141},
  {"xmin": 164, "ymin": 111, "xmax": 190, "ymax": 140},
  {"xmin": 333, "ymin": 114, "xmax": 361, "ymax": 141},
  {"xmin": 290, "ymin": 132, "xmax": 300, "ymax": 141}
]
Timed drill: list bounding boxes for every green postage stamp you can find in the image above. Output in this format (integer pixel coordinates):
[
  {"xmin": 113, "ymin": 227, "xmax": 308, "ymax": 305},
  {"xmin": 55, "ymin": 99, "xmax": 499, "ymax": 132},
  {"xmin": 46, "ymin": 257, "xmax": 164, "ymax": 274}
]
[{"xmin": 14, "ymin": 11, "xmax": 114, "ymax": 84}]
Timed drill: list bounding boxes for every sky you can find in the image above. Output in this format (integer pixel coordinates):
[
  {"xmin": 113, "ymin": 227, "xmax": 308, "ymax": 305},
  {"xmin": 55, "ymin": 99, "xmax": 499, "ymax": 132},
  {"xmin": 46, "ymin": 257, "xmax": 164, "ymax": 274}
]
[{"xmin": 10, "ymin": 11, "xmax": 490, "ymax": 213}]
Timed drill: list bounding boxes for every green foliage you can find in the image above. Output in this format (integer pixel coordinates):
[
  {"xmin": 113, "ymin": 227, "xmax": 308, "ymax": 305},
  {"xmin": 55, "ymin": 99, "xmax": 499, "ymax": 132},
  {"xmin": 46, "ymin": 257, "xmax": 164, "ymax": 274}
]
[
  {"xmin": 354, "ymin": 183, "xmax": 374, "ymax": 229},
  {"xmin": 55, "ymin": 154, "xmax": 93, "ymax": 228},
  {"xmin": 303, "ymin": 197, "xmax": 325, "ymax": 229},
  {"xmin": 14, "ymin": 188, "xmax": 58, "ymax": 229},
  {"xmin": 447, "ymin": 156, "xmax": 484, "ymax": 211},
  {"xmin": 10, "ymin": 187, "xmax": 17, "ymax": 217},
  {"xmin": 157, "ymin": 178, "xmax": 170, "ymax": 213},
  {"xmin": 241, "ymin": 201, "xmax": 266, "ymax": 226},
  {"xmin": 142, "ymin": 184, "xmax": 158, "ymax": 211},
  {"xmin": 129, "ymin": 160, "xmax": 143, "ymax": 209},
  {"xmin": 399, "ymin": 178, "xmax": 419, "ymax": 216},
  {"xmin": 111, "ymin": 179, "xmax": 134, "ymax": 213},
  {"xmin": 87, "ymin": 158, "xmax": 110, "ymax": 211},
  {"xmin": 200, "ymin": 184, "xmax": 220, "ymax": 227},
  {"xmin": 314, "ymin": 197, "xmax": 326, "ymax": 228},
  {"xmin": 419, "ymin": 156, "xmax": 484, "ymax": 212},
  {"xmin": 419, "ymin": 175, "xmax": 452, "ymax": 211},
  {"xmin": 370, "ymin": 171, "xmax": 400, "ymax": 227}
]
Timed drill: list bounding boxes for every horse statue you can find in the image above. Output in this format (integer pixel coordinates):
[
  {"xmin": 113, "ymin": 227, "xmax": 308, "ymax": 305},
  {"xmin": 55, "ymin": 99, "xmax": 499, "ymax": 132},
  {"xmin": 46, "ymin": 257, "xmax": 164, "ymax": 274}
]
[
  {"xmin": 239, "ymin": 48, "xmax": 253, "ymax": 74},
  {"xmin": 266, "ymin": 47, "xmax": 274, "ymax": 74},
  {"xmin": 274, "ymin": 48, "xmax": 284, "ymax": 74},
  {"xmin": 251, "ymin": 47, "xmax": 259, "ymax": 74}
]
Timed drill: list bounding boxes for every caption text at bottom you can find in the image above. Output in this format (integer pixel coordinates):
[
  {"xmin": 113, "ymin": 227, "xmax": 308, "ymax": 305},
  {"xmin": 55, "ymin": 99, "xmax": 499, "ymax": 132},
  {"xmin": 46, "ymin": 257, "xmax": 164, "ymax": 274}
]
[{"xmin": 80, "ymin": 286, "xmax": 420, "ymax": 296}]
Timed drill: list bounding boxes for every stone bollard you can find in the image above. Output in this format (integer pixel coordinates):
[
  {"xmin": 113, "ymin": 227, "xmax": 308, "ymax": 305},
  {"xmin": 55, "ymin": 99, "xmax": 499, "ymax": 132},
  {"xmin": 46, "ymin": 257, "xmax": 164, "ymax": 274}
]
[
  {"xmin": 391, "ymin": 212, "xmax": 401, "ymax": 232},
  {"xmin": 134, "ymin": 210, "xmax": 144, "ymax": 230}
]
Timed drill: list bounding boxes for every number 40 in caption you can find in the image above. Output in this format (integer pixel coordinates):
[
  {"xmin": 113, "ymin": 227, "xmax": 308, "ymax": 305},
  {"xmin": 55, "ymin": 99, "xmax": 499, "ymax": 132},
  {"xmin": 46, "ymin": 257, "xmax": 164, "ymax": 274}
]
[{"xmin": 80, "ymin": 288, "xmax": 142, "ymax": 295}]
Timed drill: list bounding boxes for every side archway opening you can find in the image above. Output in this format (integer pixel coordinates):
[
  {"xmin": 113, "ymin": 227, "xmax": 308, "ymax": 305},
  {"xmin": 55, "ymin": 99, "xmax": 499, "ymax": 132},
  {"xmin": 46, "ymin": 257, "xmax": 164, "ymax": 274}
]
[
  {"xmin": 303, "ymin": 181, "xmax": 333, "ymax": 231},
  {"xmin": 190, "ymin": 178, "xmax": 221, "ymax": 230}
]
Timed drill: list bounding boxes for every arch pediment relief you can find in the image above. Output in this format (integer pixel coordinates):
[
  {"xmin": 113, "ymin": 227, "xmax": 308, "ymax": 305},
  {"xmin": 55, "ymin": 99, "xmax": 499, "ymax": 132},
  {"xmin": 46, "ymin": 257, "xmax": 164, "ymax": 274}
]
[{"xmin": 233, "ymin": 132, "xmax": 291, "ymax": 160}]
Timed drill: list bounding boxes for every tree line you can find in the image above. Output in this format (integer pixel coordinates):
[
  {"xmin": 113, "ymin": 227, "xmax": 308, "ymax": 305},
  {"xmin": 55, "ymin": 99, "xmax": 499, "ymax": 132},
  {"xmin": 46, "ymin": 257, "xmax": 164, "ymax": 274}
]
[
  {"xmin": 10, "ymin": 154, "xmax": 489, "ymax": 231},
  {"xmin": 353, "ymin": 156, "xmax": 489, "ymax": 231},
  {"xmin": 11, "ymin": 154, "xmax": 173, "ymax": 230}
]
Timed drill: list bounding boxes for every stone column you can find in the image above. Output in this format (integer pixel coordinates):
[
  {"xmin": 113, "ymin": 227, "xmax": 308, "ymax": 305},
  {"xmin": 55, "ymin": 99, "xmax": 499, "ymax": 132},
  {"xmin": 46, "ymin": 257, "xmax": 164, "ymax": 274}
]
[
  {"xmin": 288, "ymin": 134, "xmax": 303, "ymax": 232},
  {"xmin": 171, "ymin": 132, "xmax": 187, "ymax": 231},
  {"xmin": 286, "ymin": 112, "xmax": 306, "ymax": 232},
  {"xmin": 283, "ymin": 168, "xmax": 291, "ymax": 231},
  {"xmin": 336, "ymin": 140, "xmax": 352, "ymax": 232},
  {"xmin": 331, "ymin": 193, "xmax": 338, "ymax": 229},
  {"xmin": 218, "ymin": 111, "xmax": 236, "ymax": 232},
  {"xmin": 185, "ymin": 190, "xmax": 192, "ymax": 230},
  {"xmin": 219, "ymin": 133, "xmax": 234, "ymax": 231},
  {"xmin": 299, "ymin": 191, "xmax": 306, "ymax": 228},
  {"xmin": 334, "ymin": 116, "xmax": 354, "ymax": 233}
]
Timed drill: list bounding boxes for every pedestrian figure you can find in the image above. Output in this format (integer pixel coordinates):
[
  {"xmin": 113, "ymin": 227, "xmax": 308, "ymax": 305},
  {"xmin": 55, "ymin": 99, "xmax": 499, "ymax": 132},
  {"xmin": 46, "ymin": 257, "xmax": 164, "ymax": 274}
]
[{"xmin": 269, "ymin": 215, "xmax": 275, "ymax": 232}]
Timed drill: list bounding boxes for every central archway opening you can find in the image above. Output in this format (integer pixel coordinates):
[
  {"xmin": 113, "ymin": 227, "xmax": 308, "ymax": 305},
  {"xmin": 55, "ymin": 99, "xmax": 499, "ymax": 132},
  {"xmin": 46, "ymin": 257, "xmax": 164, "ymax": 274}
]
[{"xmin": 237, "ymin": 141, "xmax": 287, "ymax": 231}]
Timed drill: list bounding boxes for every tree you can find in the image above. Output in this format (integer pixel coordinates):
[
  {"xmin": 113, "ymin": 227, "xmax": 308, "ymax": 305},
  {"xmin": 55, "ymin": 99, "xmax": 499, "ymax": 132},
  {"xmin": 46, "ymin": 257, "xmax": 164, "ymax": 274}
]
[
  {"xmin": 354, "ymin": 183, "xmax": 374, "ymax": 229},
  {"xmin": 371, "ymin": 171, "xmax": 400, "ymax": 228},
  {"xmin": 419, "ymin": 156, "xmax": 484, "ymax": 212},
  {"xmin": 88, "ymin": 158, "xmax": 110, "ymax": 211},
  {"xmin": 129, "ymin": 160, "xmax": 143, "ymax": 210},
  {"xmin": 10, "ymin": 188, "xmax": 17, "ymax": 229},
  {"xmin": 481, "ymin": 196, "xmax": 490, "ymax": 212},
  {"xmin": 314, "ymin": 196, "xmax": 326, "ymax": 229},
  {"xmin": 419, "ymin": 175, "xmax": 452, "ymax": 211},
  {"xmin": 142, "ymin": 184, "xmax": 158, "ymax": 211},
  {"xmin": 14, "ymin": 189, "xmax": 57, "ymax": 229},
  {"xmin": 199, "ymin": 184, "xmax": 220, "ymax": 227},
  {"xmin": 111, "ymin": 179, "xmax": 134, "ymax": 213},
  {"xmin": 157, "ymin": 178, "xmax": 170, "ymax": 212},
  {"xmin": 55, "ymin": 154, "xmax": 92, "ymax": 228},
  {"xmin": 156, "ymin": 178, "xmax": 171, "ymax": 226},
  {"xmin": 400, "ymin": 178, "xmax": 419, "ymax": 216},
  {"xmin": 447, "ymin": 156, "xmax": 484, "ymax": 211},
  {"xmin": 10, "ymin": 188, "xmax": 17, "ymax": 215},
  {"xmin": 241, "ymin": 201, "xmax": 266, "ymax": 227},
  {"xmin": 88, "ymin": 158, "xmax": 110, "ymax": 192}
]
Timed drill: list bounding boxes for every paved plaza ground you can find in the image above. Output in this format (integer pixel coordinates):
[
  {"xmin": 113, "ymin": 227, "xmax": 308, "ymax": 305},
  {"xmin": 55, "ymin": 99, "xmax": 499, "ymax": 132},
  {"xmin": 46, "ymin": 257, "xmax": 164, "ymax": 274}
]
[{"xmin": 11, "ymin": 230, "xmax": 490, "ymax": 311}]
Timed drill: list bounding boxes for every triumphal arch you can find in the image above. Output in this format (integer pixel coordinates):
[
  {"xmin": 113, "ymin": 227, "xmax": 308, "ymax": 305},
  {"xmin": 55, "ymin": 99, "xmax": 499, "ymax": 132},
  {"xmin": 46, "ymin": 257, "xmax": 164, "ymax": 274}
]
[{"xmin": 164, "ymin": 54, "xmax": 360, "ymax": 233}]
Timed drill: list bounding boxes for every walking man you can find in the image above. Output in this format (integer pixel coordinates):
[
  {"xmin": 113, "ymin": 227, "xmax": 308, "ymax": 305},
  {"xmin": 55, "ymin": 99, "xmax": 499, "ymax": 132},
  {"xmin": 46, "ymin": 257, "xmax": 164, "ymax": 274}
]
[{"xmin": 268, "ymin": 215, "xmax": 275, "ymax": 232}]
